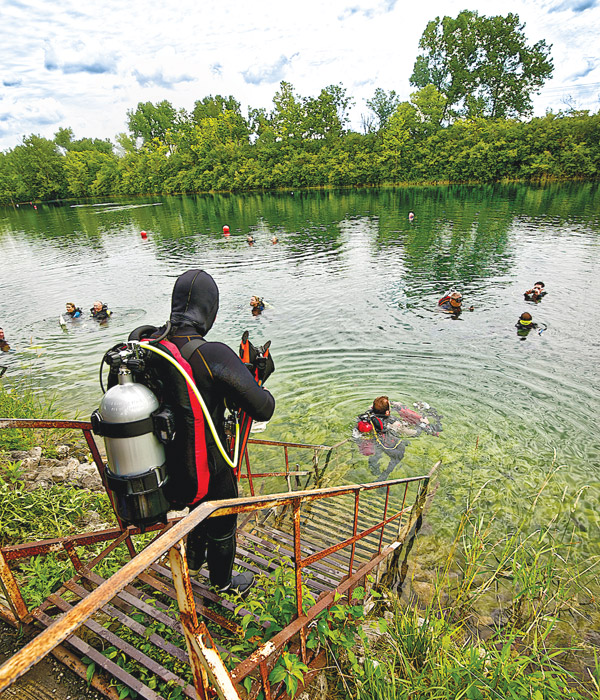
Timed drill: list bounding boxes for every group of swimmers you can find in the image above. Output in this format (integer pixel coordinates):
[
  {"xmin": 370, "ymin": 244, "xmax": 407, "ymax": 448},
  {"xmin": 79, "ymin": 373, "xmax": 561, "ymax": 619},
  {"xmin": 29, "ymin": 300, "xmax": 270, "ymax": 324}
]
[
  {"xmin": 64, "ymin": 301, "xmax": 112, "ymax": 322},
  {"xmin": 437, "ymin": 281, "xmax": 547, "ymax": 336},
  {"xmin": 246, "ymin": 234, "xmax": 278, "ymax": 246}
]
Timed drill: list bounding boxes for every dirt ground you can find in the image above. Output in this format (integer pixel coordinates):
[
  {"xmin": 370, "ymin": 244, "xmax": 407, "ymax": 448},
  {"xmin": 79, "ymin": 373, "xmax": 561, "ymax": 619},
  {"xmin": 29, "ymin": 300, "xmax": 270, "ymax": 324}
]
[{"xmin": 0, "ymin": 620, "xmax": 105, "ymax": 700}]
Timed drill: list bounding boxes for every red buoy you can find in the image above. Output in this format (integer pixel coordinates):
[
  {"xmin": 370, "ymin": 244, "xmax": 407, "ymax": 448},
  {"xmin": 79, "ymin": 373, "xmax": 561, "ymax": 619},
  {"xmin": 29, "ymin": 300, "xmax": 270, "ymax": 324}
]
[
  {"xmin": 223, "ymin": 225, "xmax": 230, "ymax": 233},
  {"xmin": 140, "ymin": 230, "xmax": 148, "ymax": 239}
]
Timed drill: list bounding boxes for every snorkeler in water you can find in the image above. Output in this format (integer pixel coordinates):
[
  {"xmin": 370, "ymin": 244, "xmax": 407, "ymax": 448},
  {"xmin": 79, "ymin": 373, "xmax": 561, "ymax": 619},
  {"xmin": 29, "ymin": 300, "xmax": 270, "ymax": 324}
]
[
  {"xmin": 524, "ymin": 281, "xmax": 547, "ymax": 302},
  {"xmin": 438, "ymin": 291, "xmax": 474, "ymax": 314},
  {"xmin": 65, "ymin": 302, "xmax": 82, "ymax": 318},
  {"xmin": 353, "ymin": 396, "xmax": 442, "ymax": 480},
  {"xmin": 516, "ymin": 311, "xmax": 538, "ymax": 330}
]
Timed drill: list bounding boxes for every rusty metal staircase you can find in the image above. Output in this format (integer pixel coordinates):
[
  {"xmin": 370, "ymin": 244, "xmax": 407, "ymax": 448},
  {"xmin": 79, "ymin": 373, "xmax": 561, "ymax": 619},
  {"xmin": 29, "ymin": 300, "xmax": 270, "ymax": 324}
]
[{"xmin": 0, "ymin": 419, "xmax": 436, "ymax": 700}]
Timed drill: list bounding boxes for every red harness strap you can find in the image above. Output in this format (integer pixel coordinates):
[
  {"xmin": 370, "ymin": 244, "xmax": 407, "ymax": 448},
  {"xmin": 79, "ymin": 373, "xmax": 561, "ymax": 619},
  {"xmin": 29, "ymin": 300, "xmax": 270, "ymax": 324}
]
[{"xmin": 158, "ymin": 339, "xmax": 210, "ymax": 504}]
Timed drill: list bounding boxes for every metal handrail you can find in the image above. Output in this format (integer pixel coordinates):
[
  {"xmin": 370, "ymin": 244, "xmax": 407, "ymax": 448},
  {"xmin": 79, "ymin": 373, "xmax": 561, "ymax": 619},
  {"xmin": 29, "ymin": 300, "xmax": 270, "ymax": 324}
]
[
  {"xmin": 0, "ymin": 417, "xmax": 434, "ymax": 699},
  {"xmin": 0, "ymin": 476, "xmax": 428, "ymax": 693}
]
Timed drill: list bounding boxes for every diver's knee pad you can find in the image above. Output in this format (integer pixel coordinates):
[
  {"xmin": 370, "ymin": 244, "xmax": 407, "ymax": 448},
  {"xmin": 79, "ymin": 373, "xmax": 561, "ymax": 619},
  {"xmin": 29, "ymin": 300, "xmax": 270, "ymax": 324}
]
[{"xmin": 206, "ymin": 529, "xmax": 236, "ymax": 589}]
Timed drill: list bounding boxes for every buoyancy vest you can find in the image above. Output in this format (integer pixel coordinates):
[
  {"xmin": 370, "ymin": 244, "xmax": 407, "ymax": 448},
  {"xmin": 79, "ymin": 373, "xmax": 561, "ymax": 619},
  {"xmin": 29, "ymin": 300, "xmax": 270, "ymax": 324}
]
[{"xmin": 150, "ymin": 338, "xmax": 210, "ymax": 508}]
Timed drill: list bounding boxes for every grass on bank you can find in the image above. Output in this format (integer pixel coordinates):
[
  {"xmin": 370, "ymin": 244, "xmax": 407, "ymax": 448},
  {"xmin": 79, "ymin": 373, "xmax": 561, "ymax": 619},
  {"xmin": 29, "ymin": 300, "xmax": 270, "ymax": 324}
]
[{"xmin": 336, "ymin": 469, "xmax": 600, "ymax": 700}]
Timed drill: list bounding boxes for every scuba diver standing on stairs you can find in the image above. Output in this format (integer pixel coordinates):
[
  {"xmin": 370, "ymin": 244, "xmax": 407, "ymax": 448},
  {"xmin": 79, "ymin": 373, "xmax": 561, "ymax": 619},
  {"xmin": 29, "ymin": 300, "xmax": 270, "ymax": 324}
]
[
  {"xmin": 128, "ymin": 270, "xmax": 275, "ymax": 594},
  {"xmin": 163, "ymin": 270, "xmax": 274, "ymax": 593}
]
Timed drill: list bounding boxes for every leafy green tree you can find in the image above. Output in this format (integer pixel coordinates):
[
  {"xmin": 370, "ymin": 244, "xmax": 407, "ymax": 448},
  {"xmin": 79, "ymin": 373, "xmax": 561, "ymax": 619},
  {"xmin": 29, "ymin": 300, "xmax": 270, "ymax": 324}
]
[
  {"xmin": 192, "ymin": 95, "xmax": 250, "ymax": 143},
  {"xmin": 270, "ymin": 82, "xmax": 306, "ymax": 144},
  {"xmin": 411, "ymin": 11, "xmax": 553, "ymax": 120},
  {"xmin": 366, "ymin": 88, "xmax": 400, "ymax": 131},
  {"xmin": 8, "ymin": 135, "xmax": 67, "ymax": 200},
  {"xmin": 126, "ymin": 100, "xmax": 181, "ymax": 146},
  {"xmin": 54, "ymin": 127, "xmax": 113, "ymax": 154},
  {"xmin": 410, "ymin": 85, "xmax": 446, "ymax": 135}
]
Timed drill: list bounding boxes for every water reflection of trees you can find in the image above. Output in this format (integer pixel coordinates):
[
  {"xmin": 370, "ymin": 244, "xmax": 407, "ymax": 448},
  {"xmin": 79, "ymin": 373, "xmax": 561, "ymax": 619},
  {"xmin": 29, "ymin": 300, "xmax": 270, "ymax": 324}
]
[{"xmin": 2, "ymin": 184, "xmax": 598, "ymax": 267}]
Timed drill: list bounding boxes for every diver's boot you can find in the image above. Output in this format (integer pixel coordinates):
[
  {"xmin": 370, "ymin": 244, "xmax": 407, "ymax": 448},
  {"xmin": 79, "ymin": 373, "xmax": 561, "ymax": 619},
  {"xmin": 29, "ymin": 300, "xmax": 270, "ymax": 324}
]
[
  {"xmin": 219, "ymin": 571, "xmax": 255, "ymax": 595},
  {"xmin": 186, "ymin": 528, "xmax": 207, "ymax": 577}
]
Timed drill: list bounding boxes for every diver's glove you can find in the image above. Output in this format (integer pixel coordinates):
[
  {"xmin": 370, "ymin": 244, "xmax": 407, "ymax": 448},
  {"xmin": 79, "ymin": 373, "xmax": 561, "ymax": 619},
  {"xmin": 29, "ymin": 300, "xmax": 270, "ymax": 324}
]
[{"xmin": 255, "ymin": 341, "xmax": 274, "ymax": 384}]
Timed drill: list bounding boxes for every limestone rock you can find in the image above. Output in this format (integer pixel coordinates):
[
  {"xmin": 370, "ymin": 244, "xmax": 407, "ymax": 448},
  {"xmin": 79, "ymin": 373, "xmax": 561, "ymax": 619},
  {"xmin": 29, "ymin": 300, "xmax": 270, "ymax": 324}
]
[
  {"xmin": 76, "ymin": 463, "xmax": 103, "ymax": 491},
  {"xmin": 56, "ymin": 445, "xmax": 70, "ymax": 458}
]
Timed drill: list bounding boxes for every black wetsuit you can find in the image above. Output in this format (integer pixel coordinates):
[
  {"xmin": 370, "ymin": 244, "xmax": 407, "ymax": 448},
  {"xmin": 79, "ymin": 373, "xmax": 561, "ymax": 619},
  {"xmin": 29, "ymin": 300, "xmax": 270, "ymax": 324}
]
[
  {"xmin": 163, "ymin": 270, "xmax": 275, "ymax": 588},
  {"xmin": 364, "ymin": 413, "xmax": 407, "ymax": 480},
  {"xmin": 524, "ymin": 291, "xmax": 547, "ymax": 302},
  {"xmin": 91, "ymin": 305, "xmax": 111, "ymax": 321}
]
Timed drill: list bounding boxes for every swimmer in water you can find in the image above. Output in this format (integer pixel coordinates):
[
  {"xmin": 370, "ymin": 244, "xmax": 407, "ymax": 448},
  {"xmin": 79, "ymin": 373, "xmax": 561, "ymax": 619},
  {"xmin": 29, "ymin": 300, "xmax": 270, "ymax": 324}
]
[
  {"xmin": 272, "ymin": 235, "xmax": 278, "ymax": 244},
  {"xmin": 408, "ymin": 211, "xmax": 415, "ymax": 221},
  {"xmin": 0, "ymin": 327, "xmax": 10, "ymax": 352},
  {"xmin": 516, "ymin": 311, "xmax": 538, "ymax": 330},
  {"xmin": 524, "ymin": 281, "xmax": 547, "ymax": 302},
  {"xmin": 65, "ymin": 302, "xmax": 82, "ymax": 318},
  {"xmin": 247, "ymin": 235, "xmax": 255, "ymax": 245},
  {"xmin": 516, "ymin": 311, "xmax": 547, "ymax": 338},
  {"xmin": 250, "ymin": 295, "xmax": 265, "ymax": 315},
  {"xmin": 438, "ymin": 291, "xmax": 474, "ymax": 314},
  {"xmin": 91, "ymin": 301, "xmax": 111, "ymax": 321}
]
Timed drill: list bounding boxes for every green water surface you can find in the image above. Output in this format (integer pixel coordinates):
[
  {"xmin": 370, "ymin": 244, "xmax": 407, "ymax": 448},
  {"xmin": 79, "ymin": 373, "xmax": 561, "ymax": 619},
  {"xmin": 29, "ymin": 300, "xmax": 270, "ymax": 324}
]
[{"xmin": 1, "ymin": 183, "xmax": 599, "ymax": 550}]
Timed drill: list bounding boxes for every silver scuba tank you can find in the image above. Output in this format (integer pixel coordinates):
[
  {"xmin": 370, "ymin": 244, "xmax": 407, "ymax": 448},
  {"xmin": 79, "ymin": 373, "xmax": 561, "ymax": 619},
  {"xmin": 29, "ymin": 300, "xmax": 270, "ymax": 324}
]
[{"xmin": 91, "ymin": 365, "xmax": 170, "ymax": 529}]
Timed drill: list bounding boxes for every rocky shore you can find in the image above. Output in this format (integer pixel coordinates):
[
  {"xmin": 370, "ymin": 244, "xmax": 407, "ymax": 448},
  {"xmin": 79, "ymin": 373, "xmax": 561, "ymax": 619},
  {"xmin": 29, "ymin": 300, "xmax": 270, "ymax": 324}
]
[{"xmin": 4, "ymin": 445, "xmax": 104, "ymax": 492}]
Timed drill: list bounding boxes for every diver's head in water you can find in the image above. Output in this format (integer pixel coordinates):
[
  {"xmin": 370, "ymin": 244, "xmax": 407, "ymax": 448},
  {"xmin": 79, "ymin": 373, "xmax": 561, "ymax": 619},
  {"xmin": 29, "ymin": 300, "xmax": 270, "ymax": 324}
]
[
  {"xmin": 519, "ymin": 311, "xmax": 533, "ymax": 325},
  {"xmin": 449, "ymin": 292, "xmax": 463, "ymax": 310},
  {"xmin": 372, "ymin": 396, "xmax": 390, "ymax": 416},
  {"xmin": 0, "ymin": 328, "xmax": 5, "ymax": 341}
]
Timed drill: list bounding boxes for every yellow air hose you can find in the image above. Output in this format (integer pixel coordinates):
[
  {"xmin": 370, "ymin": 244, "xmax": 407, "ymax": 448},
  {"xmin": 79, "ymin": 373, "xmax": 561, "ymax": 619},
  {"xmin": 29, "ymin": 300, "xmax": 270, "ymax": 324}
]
[{"xmin": 138, "ymin": 341, "xmax": 240, "ymax": 470}]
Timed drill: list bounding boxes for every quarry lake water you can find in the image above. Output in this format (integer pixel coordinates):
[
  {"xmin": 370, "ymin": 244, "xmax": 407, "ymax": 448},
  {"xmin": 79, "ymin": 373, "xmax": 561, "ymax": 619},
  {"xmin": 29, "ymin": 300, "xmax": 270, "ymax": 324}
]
[{"xmin": 1, "ymin": 183, "xmax": 599, "ymax": 550}]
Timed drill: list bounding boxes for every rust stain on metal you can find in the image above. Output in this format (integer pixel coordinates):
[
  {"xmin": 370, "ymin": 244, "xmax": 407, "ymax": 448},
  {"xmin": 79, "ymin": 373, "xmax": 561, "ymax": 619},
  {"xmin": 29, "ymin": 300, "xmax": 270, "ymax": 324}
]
[{"xmin": 0, "ymin": 550, "xmax": 30, "ymax": 622}]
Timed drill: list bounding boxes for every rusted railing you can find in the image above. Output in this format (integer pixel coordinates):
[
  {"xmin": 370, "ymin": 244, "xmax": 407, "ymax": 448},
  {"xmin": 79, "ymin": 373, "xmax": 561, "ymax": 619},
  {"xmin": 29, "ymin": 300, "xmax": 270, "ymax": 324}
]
[{"xmin": 0, "ymin": 418, "xmax": 435, "ymax": 700}]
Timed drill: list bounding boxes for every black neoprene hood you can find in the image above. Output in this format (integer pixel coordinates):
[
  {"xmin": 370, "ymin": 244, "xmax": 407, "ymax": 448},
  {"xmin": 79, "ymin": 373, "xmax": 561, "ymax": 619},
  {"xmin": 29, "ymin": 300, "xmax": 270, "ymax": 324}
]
[{"xmin": 169, "ymin": 270, "xmax": 219, "ymax": 335}]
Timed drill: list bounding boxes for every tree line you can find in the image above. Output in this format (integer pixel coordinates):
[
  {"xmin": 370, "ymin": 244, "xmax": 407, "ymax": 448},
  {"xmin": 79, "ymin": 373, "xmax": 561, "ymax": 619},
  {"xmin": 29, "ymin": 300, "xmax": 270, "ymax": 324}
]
[{"xmin": 1, "ymin": 10, "xmax": 598, "ymax": 205}]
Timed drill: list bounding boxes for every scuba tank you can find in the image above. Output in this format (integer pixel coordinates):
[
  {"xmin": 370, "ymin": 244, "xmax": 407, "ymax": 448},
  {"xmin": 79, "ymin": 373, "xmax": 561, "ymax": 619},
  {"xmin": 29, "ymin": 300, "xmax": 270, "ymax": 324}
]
[{"xmin": 91, "ymin": 345, "xmax": 172, "ymax": 529}]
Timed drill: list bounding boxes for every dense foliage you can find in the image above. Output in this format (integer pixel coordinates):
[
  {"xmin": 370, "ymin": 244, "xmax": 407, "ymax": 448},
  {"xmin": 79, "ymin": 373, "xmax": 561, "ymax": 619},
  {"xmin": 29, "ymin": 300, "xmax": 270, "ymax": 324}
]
[
  {"xmin": 1, "ymin": 99, "xmax": 598, "ymax": 205},
  {"xmin": 410, "ymin": 11, "xmax": 553, "ymax": 120},
  {"xmin": 0, "ymin": 11, "xmax": 597, "ymax": 204}
]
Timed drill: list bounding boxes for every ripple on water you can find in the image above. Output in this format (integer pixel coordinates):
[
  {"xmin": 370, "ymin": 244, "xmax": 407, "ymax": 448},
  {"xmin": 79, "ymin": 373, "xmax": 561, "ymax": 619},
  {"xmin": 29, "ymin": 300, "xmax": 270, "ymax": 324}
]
[{"xmin": 1, "ymin": 185, "xmax": 600, "ymax": 552}]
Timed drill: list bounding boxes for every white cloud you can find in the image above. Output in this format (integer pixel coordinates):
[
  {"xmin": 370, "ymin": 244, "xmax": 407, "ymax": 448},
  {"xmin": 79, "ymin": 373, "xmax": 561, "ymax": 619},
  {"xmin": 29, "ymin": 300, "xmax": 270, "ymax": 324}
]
[{"xmin": 0, "ymin": 0, "xmax": 599, "ymax": 149}]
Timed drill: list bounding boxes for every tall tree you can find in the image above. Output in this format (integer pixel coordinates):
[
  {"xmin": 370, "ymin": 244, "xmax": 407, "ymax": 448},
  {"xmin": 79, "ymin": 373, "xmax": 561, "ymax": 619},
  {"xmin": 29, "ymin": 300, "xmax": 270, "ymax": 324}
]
[
  {"xmin": 303, "ymin": 84, "xmax": 353, "ymax": 139},
  {"xmin": 126, "ymin": 100, "xmax": 180, "ymax": 145},
  {"xmin": 270, "ymin": 82, "xmax": 305, "ymax": 143},
  {"xmin": 8, "ymin": 135, "xmax": 67, "ymax": 200},
  {"xmin": 192, "ymin": 95, "xmax": 249, "ymax": 142},
  {"xmin": 410, "ymin": 11, "xmax": 553, "ymax": 120},
  {"xmin": 366, "ymin": 88, "xmax": 400, "ymax": 131}
]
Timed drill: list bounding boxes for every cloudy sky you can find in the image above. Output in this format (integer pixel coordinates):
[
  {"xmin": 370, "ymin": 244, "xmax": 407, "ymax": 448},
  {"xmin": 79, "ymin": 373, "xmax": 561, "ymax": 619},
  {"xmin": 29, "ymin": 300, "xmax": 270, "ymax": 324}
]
[{"xmin": 1, "ymin": 0, "xmax": 599, "ymax": 150}]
